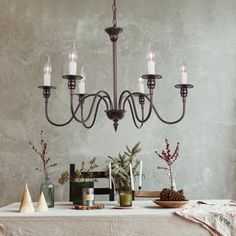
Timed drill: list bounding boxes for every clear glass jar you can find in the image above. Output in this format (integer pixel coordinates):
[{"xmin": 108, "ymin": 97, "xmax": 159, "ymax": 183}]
[
  {"xmin": 118, "ymin": 185, "xmax": 132, "ymax": 207},
  {"xmin": 40, "ymin": 177, "xmax": 54, "ymax": 208}
]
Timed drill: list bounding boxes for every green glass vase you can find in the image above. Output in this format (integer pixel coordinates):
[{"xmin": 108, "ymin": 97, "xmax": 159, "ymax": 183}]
[{"xmin": 40, "ymin": 177, "xmax": 54, "ymax": 208}]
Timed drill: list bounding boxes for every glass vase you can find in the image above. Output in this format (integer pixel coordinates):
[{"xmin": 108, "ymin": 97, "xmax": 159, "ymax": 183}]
[{"xmin": 40, "ymin": 177, "xmax": 54, "ymax": 208}]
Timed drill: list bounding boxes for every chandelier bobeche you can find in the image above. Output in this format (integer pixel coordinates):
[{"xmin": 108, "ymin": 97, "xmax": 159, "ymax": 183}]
[{"xmin": 38, "ymin": 0, "xmax": 193, "ymax": 132}]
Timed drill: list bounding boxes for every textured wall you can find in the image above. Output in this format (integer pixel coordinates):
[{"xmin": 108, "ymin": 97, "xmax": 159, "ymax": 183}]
[{"xmin": 0, "ymin": 0, "xmax": 236, "ymax": 206}]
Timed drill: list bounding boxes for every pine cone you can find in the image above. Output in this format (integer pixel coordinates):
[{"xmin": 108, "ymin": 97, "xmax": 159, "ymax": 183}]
[{"xmin": 160, "ymin": 188, "xmax": 186, "ymax": 201}]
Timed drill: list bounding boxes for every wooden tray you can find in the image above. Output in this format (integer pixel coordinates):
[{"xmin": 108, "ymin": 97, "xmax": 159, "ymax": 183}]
[
  {"xmin": 74, "ymin": 204, "xmax": 105, "ymax": 210},
  {"xmin": 153, "ymin": 200, "xmax": 189, "ymax": 208}
]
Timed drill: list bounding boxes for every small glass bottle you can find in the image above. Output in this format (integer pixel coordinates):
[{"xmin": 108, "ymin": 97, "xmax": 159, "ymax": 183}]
[{"xmin": 40, "ymin": 177, "xmax": 54, "ymax": 208}]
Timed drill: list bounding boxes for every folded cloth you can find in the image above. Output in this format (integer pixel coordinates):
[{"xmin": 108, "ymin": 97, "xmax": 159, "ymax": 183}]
[{"xmin": 174, "ymin": 201, "xmax": 236, "ymax": 236}]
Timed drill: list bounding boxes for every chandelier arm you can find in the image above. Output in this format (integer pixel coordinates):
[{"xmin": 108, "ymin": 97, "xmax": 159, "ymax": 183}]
[
  {"xmin": 83, "ymin": 92, "xmax": 111, "ymax": 110},
  {"xmin": 70, "ymin": 91, "xmax": 111, "ymax": 123},
  {"xmin": 45, "ymin": 99, "xmax": 74, "ymax": 127},
  {"xmin": 127, "ymin": 99, "xmax": 144, "ymax": 129},
  {"xmin": 79, "ymin": 97, "xmax": 104, "ymax": 129},
  {"xmin": 148, "ymin": 97, "xmax": 186, "ymax": 124},
  {"xmin": 120, "ymin": 91, "xmax": 153, "ymax": 123}
]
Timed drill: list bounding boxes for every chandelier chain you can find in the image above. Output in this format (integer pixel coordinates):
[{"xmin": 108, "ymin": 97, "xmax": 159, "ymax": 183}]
[{"xmin": 112, "ymin": 0, "xmax": 117, "ymax": 27}]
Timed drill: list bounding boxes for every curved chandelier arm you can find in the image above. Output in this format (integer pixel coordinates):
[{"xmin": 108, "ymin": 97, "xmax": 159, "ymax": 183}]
[
  {"xmin": 80, "ymin": 97, "xmax": 104, "ymax": 129},
  {"xmin": 45, "ymin": 100, "xmax": 74, "ymax": 127},
  {"xmin": 70, "ymin": 90, "xmax": 112, "ymax": 123},
  {"xmin": 147, "ymin": 96, "xmax": 186, "ymax": 124},
  {"xmin": 127, "ymin": 99, "xmax": 144, "ymax": 129},
  {"xmin": 119, "ymin": 90, "xmax": 153, "ymax": 123}
]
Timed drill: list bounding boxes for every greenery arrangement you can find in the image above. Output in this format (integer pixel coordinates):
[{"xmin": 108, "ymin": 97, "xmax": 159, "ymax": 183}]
[
  {"xmin": 58, "ymin": 157, "xmax": 98, "ymax": 184},
  {"xmin": 155, "ymin": 138, "xmax": 180, "ymax": 190},
  {"xmin": 29, "ymin": 130, "xmax": 57, "ymax": 179},
  {"xmin": 108, "ymin": 142, "xmax": 142, "ymax": 191}
]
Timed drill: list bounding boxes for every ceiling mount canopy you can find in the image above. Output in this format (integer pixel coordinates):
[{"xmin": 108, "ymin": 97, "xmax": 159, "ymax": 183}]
[{"xmin": 38, "ymin": 0, "xmax": 193, "ymax": 132}]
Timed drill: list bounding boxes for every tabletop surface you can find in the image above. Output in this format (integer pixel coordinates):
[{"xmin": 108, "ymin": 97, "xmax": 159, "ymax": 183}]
[{"xmin": 0, "ymin": 200, "xmax": 228, "ymax": 218}]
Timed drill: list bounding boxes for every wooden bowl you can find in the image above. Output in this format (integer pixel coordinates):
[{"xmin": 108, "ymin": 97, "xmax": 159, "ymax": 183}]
[{"xmin": 153, "ymin": 200, "xmax": 189, "ymax": 208}]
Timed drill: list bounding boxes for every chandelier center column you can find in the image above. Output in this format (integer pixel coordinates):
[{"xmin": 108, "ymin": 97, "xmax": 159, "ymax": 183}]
[{"xmin": 105, "ymin": 27, "xmax": 123, "ymax": 110}]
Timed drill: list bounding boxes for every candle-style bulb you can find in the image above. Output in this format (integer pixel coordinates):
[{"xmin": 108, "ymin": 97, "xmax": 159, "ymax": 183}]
[
  {"xmin": 43, "ymin": 55, "xmax": 52, "ymax": 86},
  {"xmin": 68, "ymin": 43, "xmax": 78, "ymax": 62},
  {"xmin": 180, "ymin": 62, "xmax": 188, "ymax": 84},
  {"xmin": 180, "ymin": 63, "xmax": 187, "ymax": 73},
  {"xmin": 44, "ymin": 55, "xmax": 52, "ymax": 74},
  {"xmin": 68, "ymin": 42, "xmax": 77, "ymax": 75},
  {"xmin": 147, "ymin": 47, "xmax": 156, "ymax": 74},
  {"xmin": 147, "ymin": 51, "xmax": 155, "ymax": 61}
]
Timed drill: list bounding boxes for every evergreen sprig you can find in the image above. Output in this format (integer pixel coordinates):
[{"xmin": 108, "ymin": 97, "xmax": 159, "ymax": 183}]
[
  {"xmin": 58, "ymin": 157, "xmax": 98, "ymax": 184},
  {"xmin": 108, "ymin": 142, "xmax": 143, "ymax": 190}
]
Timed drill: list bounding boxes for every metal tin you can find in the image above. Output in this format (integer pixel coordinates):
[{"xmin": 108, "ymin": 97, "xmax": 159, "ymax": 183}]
[{"xmin": 82, "ymin": 188, "xmax": 94, "ymax": 206}]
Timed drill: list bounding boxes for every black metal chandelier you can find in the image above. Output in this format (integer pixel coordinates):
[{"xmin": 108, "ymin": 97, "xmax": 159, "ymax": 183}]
[{"xmin": 39, "ymin": 0, "xmax": 193, "ymax": 132}]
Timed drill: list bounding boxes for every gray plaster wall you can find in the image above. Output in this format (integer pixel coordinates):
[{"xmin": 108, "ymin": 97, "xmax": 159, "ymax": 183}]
[{"xmin": 0, "ymin": 0, "xmax": 236, "ymax": 206}]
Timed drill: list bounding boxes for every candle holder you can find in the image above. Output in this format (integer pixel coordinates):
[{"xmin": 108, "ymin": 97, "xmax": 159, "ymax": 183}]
[
  {"xmin": 38, "ymin": 86, "xmax": 56, "ymax": 99},
  {"xmin": 62, "ymin": 75, "xmax": 83, "ymax": 90},
  {"xmin": 175, "ymin": 84, "xmax": 194, "ymax": 101},
  {"xmin": 141, "ymin": 74, "xmax": 162, "ymax": 95}
]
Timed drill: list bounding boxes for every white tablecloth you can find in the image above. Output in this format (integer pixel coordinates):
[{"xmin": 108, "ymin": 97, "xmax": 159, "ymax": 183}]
[{"xmin": 0, "ymin": 201, "xmax": 211, "ymax": 236}]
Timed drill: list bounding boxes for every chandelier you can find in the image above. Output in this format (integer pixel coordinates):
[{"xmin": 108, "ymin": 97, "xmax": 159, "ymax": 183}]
[{"xmin": 38, "ymin": 0, "xmax": 193, "ymax": 132}]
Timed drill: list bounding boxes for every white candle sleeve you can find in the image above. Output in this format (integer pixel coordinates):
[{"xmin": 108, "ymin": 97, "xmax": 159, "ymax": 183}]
[
  {"xmin": 181, "ymin": 72, "xmax": 188, "ymax": 84},
  {"xmin": 79, "ymin": 80, "xmax": 85, "ymax": 94},
  {"xmin": 129, "ymin": 164, "xmax": 134, "ymax": 191},
  {"xmin": 138, "ymin": 160, "xmax": 143, "ymax": 187},
  {"xmin": 138, "ymin": 79, "xmax": 145, "ymax": 93},
  {"xmin": 43, "ymin": 73, "xmax": 51, "ymax": 86},
  {"xmin": 148, "ymin": 60, "xmax": 155, "ymax": 74},
  {"xmin": 69, "ymin": 61, "xmax": 77, "ymax": 75},
  {"xmin": 108, "ymin": 162, "xmax": 112, "ymax": 189}
]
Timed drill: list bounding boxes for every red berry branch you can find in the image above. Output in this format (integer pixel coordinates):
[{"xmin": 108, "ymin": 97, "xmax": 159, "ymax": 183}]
[
  {"xmin": 155, "ymin": 138, "xmax": 180, "ymax": 190},
  {"xmin": 29, "ymin": 130, "xmax": 57, "ymax": 179}
]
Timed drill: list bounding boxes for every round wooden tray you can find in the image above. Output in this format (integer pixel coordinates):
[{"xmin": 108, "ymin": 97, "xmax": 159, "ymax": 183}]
[
  {"xmin": 74, "ymin": 204, "xmax": 105, "ymax": 210},
  {"xmin": 153, "ymin": 200, "xmax": 189, "ymax": 208}
]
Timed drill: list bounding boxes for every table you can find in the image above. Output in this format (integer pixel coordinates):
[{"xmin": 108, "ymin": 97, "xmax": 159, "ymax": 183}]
[{"xmin": 0, "ymin": 201, "xmax": 211, "ymax": 236}]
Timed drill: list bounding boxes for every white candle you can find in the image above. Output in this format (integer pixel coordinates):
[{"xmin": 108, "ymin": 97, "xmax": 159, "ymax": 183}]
[
  {"xmin": 108, "ymin": 162, "xmax": 112, "ymax": 189},
  {"xmin": 138, "ymin": 77, "xmax": 145, "ymax": 93},
  {"xmin": 129, "ymin": 164, "xmax": 134, "ymax": 191},
  {"xmin": 147, "ymin": 51, "xmax": 155, "ymax": 74},
  {"xmin": 43, "ymin": 56, "xmax": 52, "ymax": 86},
  {"xmin": 180, "ymin": 63, "xmax": 188, "ymax": 84},
  {"xmin": 138, "ymin": 160, "xmax": 143, "ymax": 188},
  {"xmin": 68, "ymin": 43, "xmax": 77, "ymax": 75}
]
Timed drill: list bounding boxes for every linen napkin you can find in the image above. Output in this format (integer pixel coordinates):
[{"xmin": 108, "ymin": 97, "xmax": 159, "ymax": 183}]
[{"xmin": 174, "ymin": 201, "xmax": 236, "ymax": 236}]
